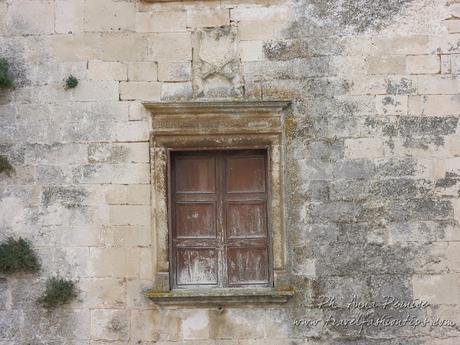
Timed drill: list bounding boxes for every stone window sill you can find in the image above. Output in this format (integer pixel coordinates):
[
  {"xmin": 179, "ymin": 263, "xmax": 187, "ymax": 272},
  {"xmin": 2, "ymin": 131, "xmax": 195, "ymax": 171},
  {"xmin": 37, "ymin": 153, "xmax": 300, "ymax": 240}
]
[{"xmin": 145, "ymin": 288, "xmax": 295, "ymax": 306}]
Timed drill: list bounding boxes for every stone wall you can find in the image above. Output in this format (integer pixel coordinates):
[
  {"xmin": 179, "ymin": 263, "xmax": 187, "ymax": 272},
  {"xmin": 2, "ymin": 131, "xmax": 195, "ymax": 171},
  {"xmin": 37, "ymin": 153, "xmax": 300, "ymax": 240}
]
[{"xmin": 1, "ymin": 0, "xmax": 460, "ymax": 344}]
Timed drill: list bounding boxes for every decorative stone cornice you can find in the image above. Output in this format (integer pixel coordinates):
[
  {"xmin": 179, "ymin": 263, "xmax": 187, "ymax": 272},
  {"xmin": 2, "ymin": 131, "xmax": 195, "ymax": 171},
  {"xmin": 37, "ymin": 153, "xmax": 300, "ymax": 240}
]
[
  {"xmin": 143, "ymin": 101, "xmax": 291, "ymax": 113},
  {"xmin": 144, "ymin": 100, "xmax": 290, "ymax": 137}
]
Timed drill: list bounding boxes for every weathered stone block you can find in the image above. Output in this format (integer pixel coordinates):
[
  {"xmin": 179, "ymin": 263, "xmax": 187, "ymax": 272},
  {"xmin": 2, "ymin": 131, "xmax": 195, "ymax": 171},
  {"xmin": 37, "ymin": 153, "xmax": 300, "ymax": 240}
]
[
  {"xmin": 244, "ymin": 58, "xmax": 329, "ymax": 82},
  {"xmin": 51, "ymin": 34, "xmax": 101, "ymax": 61},
  {"xmin": 102, "ymin": 225, "xmax": 151, "ymax": 247},
  {"xmin": 128, "ymin": 101, "xmax": 150, "ymax": 121},
  {"xmin": 7, "ymin": 0, "xmax": 54, "ymax": 35},
  {"xmin": 230, "ymin": 5, "xmax": 292, "ymax": 22},
  {"xmin": 400, "ymin": 116, "xmax": 458, "ymax": 137},
  {"xmin": 111, "ymin": 163, "xmax": 150, "ymax": 184},
  {"xmin": 128, "ymin": 62, "xmax": 158, "ymax": 82},
  {"xmin": 445, "ymin": 157, "xmax": 460, "ymax": 176},
  {"xmin": 55, "ymin": 0, "xmax": 84, "ymax": 34},
  {"xmin": 131, "ymin": 309, "xmax": 180, "ymax": 342},
  {"xmin": 79, "ymin": 278, "xmax": 126, "ymax": 308},
  {"xmin": 88, "ymin": 60, "xmax": 127, "ymax": 81},
  {"xmin": 88, "ymin": 247, "xmax": 139, "ymax": 278},
  {"xmin": 158, "ymin": 62, "xmax": 191, "ymax": 82},
  {"xmin": 136, "ymin": 11, "xmax": 187, "ymax": 33},
  {"xmin": 84, "ymin": 0, "xmax": 135, "ymax": 32},
  {"xmin": 444, "ymin": 19, "xmax": 460, "ymax": 33},
  {"xmin": 119, "ymin": 82, "xmax": 161, "ymax": 101},
  {"xmin": 73, "ymin": 81, "xmax": 120, "ymax": 101},
  {"xmin": 329, "ymin": 180, "xmax": 370, "ymax": 202},
  {"xmin": 421, "ymin": 95, "xmax": 460, "ymax": 115},
  {"xmin": 344, "ymin": 138, "xmax": 384, "ymax": 159},
  {"xmin": 20, "ymin": 311, "xmax": 86, "ymax": 342},
  {"xmin": 104, "ymin": 185, "xmax": 127, "ymax": 204},
  {"xmin": 452, "ymin": 54, "xmax": 460, "ymax": 74},
  {"xmin": 418, "ymin": 75, "xmax": 460, "ymax": 94},
  {"xmin": 187, "ymin": 8, "xmax": 230, "ymax": 28},
  {"xmin": 333, "ymin": 159, "xmax": 375, "ymax": 179},
  {"xmin": 161, "ymin": 82, "xmax": 193, "ymax": 101},
  {"xmin": 239, "ymin": 41, "xmax": 264, "ymax": 62},
  {"xmin": 448, "ymin": 135, "xmax": 460, "ymax": 156},
  {"xmin": 349, "ymin": 76, "xmax": 386, "ymax": 95},
  {"xmin": 0, "ymin": 3, "xmax": 6, "ymax": 34},
  {"xmin": 98, "ymin": 34, "xmax": 148, "ymax": 61},
  {"xmin": 127, "ymin": 185, "xmax": 150, "ymax": 205},
  {"xmin": 367, "ymin": 55, "xmax": 406, "ymax": 75},
  {"xmin": 91, "ymin": 309, "xmax": 129, "ymax": 341},
  {"xmin": 115, "ymin": 121, "xmax": 149, "ymax": 142},
  {"xmin": 385, "ymin": 76, "xmax": 417, "ymax": 95},
  {"xmin": 148, "ymin": 33, "xmax": 192, "ymax": 61},
  {"xmin": 88, "ymin": 143, "xmax": 149, "ymax": 164},
  {"xmin": 180, "ymin": 310, "xmax": 210, "ymax": 340},
  {"xmin": 407, "ymin": 55, "xmax": 440, "ymax": 74},
  {"xmin": 126, "ymin": 279, "xmax": 152, "ymax": 308},
  {"xmin": 376, "ymin": 95, "xmax": 408, "ymax": 115},
  {"xmin": 441, "ymin": 55, "xmax": 452, "ymax": 74},
  {"xmin": 263, "ymin": 39, "xmax": 309, "ymax": 61},
  {"xmin": 26, "ymin": 143, "xmax": 88, "ymax": 165},
  {"xmin": 413, "ymin": 273, "xmax": 460, "ymax": 304},
  {"xmin": 314, "ymin": 243, "xmax": 365, "ymax": 276},
  {"xmin": 238, "ymin": 21, "xmax": 287, "ymax": 40},
  {"xmin": 56, "ymin": 225, "xmax": 100, "ymax": 247},
  {"xmin": 450, "ymin": 3, "xmax": 460, "ymax": 17},
  {"xmin": 208, "ymin": 309, "xmax": 266, "ymax": 339},
  {"xmin": 130, "ymin": 310, "xmax": 162, "ymax": 342},
  {"xmin": 109, "ymin": 205, "xmax": 150, "ymax": 226}
]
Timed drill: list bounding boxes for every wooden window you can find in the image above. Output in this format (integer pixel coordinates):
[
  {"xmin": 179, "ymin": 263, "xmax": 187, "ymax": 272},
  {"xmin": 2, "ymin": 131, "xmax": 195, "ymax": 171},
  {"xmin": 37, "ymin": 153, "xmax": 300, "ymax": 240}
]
[{"xmin": 170, "ymin": 149, "xmax": 271, "ymax": 289}]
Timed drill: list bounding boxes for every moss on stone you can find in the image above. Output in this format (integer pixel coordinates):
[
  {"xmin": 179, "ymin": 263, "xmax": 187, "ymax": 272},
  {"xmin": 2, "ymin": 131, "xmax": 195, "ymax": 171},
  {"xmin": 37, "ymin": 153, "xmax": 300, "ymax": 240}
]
[
  {"xmin": 0, "ymin": 237, "xmax": 41, "ymax": 274},
  {"xmin": 38, "ymin": 277, "xmax": 77, "ymax": 309}
]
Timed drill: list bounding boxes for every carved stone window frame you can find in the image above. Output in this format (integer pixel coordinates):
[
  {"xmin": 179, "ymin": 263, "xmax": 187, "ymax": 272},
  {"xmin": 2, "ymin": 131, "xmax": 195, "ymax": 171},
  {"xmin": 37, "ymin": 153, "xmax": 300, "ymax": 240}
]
[{"xmin": 143, "ymin": 101, "xmax": 293, "ymax": 305}]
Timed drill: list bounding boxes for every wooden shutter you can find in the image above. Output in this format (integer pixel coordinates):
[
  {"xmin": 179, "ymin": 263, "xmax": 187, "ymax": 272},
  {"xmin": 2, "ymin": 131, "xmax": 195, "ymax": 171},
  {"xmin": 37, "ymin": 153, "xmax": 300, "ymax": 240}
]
[{"xmin": 171, "ymin": 150, "xmax": 271, "ymax": 289}]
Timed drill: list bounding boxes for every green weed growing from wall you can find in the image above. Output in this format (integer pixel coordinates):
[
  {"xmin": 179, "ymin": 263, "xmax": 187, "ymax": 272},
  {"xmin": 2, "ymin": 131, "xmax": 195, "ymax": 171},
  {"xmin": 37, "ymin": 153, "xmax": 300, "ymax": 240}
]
[
  {"xmin": 38, "ymin": 277, "xmax": 77, "ymax": 309},
  {"xmin": 0, "ymin": 155, "xmax": 15, "ymax": 176},
  {"xmin": 64, "ymin": 75, "xmax": 78, "ymax": 90},
  {"xmin": 0, "ymin": 237, "xmax": 41, "ymax": 274},
  {"xmin": 0, "ymin": 58, "xmax": 14, "ymax": 88}
]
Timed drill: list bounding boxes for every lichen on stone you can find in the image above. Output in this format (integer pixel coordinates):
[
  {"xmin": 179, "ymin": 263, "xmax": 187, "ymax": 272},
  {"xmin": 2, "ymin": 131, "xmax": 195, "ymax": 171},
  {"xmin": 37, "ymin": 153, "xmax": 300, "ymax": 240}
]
[{"xmin": 291, "ymin": 0, "xmax": 415, "ymax": 35}]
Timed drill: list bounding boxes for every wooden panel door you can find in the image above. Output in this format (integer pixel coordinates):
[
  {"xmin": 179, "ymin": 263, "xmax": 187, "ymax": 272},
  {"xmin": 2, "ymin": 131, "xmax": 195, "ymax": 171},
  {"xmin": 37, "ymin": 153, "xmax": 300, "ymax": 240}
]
[{"xmin": 171, "ymin": 150, "xmax": 270, "ymax": 289}]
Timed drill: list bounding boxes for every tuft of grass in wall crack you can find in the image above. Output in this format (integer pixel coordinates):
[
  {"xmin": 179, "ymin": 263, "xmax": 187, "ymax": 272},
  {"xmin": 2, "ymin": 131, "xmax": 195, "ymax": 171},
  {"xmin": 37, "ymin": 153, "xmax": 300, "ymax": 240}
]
[
  {"xmin": 0, "ymin": 237, "xmax": 41, "ymax": 274},
  {"xmin": 0, "ymin": 155, "xmax": 15, "ymax": 177},
  {"xmin": 64, "ymin": 75, "xmax": 78, "ymax": 90},
  {"xmin": 38, "ymin": 277, "xmax": 77, "ymax": 309},
  {"xmin": 0, "ymin": 58, "xmax": 14, "ymax": 88}
]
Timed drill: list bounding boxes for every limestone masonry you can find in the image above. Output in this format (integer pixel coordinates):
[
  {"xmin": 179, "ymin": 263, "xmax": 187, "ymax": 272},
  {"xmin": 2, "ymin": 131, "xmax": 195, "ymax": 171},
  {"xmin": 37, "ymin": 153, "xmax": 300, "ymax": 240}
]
[{"xmin": 1, "ymin": 0, "xmax": 460, "ymax": 344}]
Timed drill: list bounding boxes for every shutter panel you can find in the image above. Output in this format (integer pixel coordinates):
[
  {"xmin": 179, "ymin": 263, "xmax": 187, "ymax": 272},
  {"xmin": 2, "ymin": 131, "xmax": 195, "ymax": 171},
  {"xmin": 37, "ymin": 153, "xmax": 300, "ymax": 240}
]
[
  {"xmin": 224, "ymin": 151, "xmax": 270, "ymax": 286},
  {"xmin": 172, "ymin": 153, "xmax": 219, "ymax": 287}
]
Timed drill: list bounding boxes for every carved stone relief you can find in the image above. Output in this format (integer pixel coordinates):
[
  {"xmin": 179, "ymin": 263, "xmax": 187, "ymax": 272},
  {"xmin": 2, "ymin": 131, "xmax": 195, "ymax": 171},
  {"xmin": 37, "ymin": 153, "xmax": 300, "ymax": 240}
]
[{"xmin": 192, "ymin": 26, "xmax": 243, "ymax": 98}]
